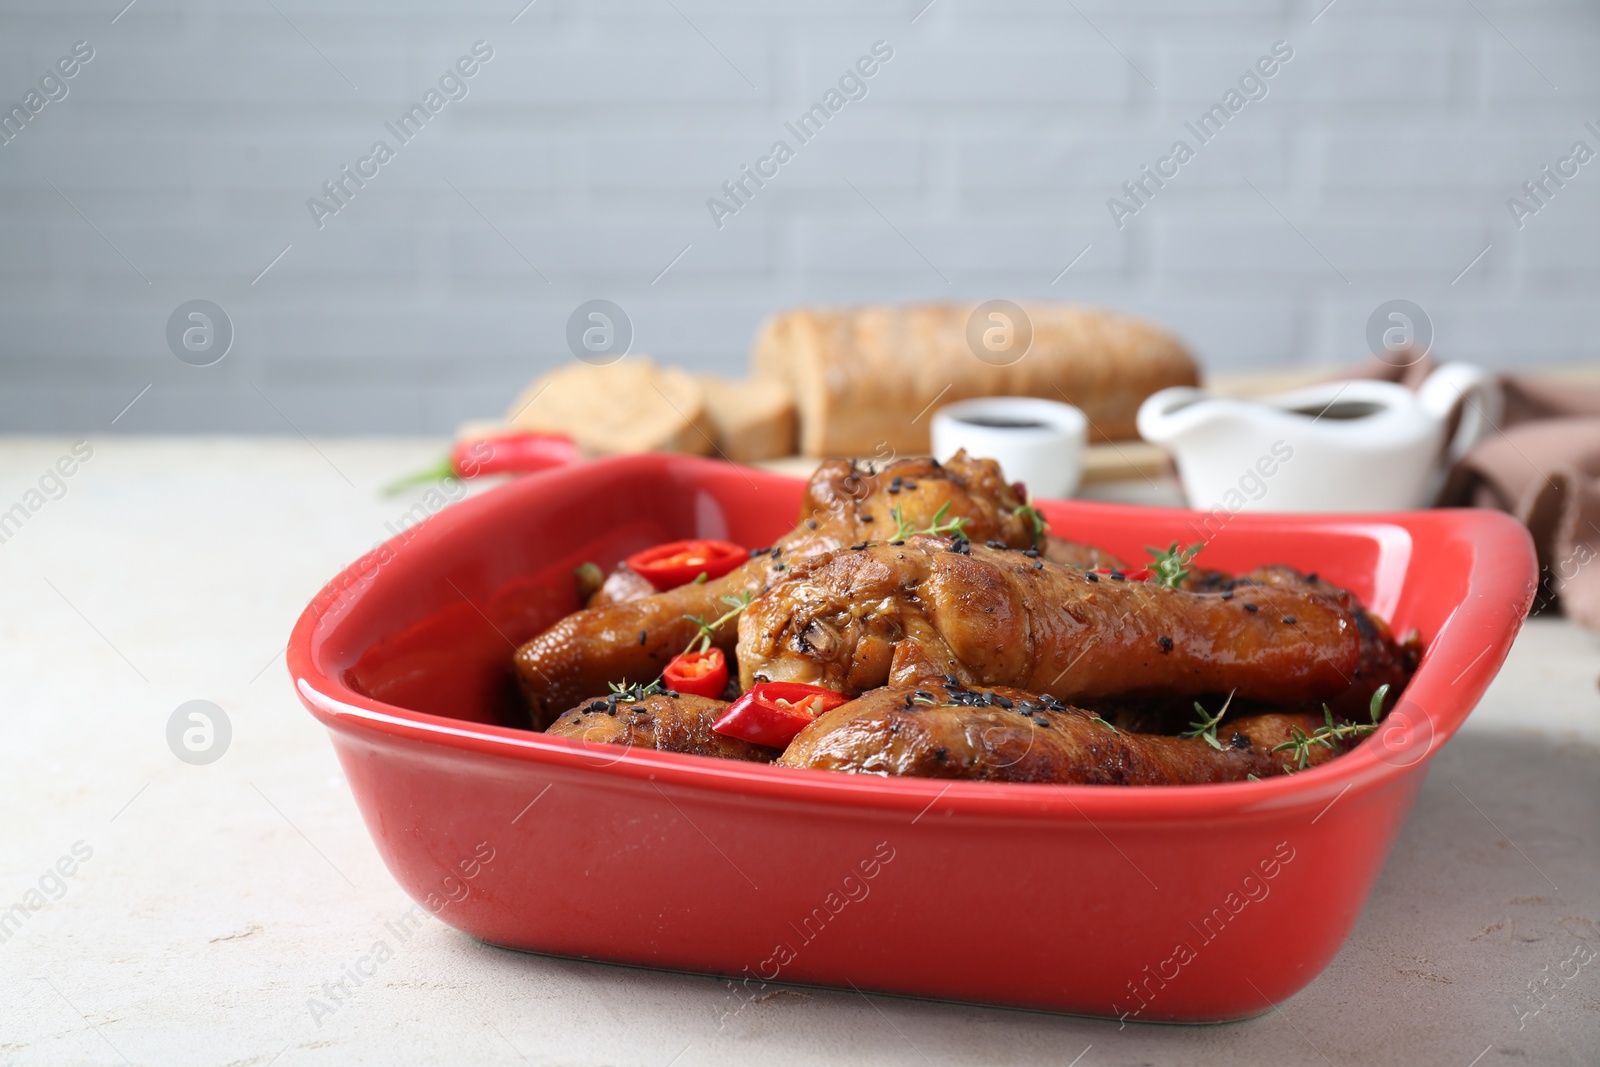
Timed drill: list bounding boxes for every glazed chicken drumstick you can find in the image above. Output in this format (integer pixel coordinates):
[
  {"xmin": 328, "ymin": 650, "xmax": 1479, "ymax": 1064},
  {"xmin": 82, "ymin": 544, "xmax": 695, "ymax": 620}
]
[
  {"xmin": 514, "ymin": 452, "xmax": 1043, "ymax": 728},
  {"xmin": 778, "ymin": 683, "xmax": 1342, "ymax": 783},
  {"xmin": 544, "ymin": 688, "xmax": 770, "ymax": 762},
  {"xmin": 737, "ymin": 536, "xmax": 1364, "ymax": 707}
]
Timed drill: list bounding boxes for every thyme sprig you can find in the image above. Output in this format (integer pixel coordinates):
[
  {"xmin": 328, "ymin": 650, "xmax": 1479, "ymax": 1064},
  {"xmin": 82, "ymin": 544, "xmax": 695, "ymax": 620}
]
[
  {"xmin": 1013, "ymin": 495, "xmax": 1049, "ymax": 541},
  {"xmin": 1147, "ymin": 541, "xmax": 1205, "ymax": 588},
  {"xmin": 1272, "ymin": 683, "xmax": 1392, "ymax": 771},
  {"xmin": 891, "ymin": 500, "xmax": 970, "ymax": 541},
  {"xmin": 1182, "ymin": 690, "xmax": 1236, "ymax": 750},
  {"xmin": 1089, "ymin": 714, "xmax": 1119, "ymax": 734},
  {"xmin": 607, "ymin": 678, "xmax": 666, "ymax": 703},
  {"xmin": 681, "ymin": 590, "xmax": 755, "ymax": 655}
]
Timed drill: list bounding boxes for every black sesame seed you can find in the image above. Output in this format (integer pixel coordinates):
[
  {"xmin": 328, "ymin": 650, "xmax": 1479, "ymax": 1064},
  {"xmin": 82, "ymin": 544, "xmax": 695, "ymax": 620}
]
[
  {"xmin": 607, "ymin": 708, "xmax": 617, "ymax": 716},
  {"xmin": 1034, "ymin": 560, "xmax": 1044, "ymax": 569},
  {"xmin": 1221, "ymin": 590, "xmax": 1234, "ymax": 600},
  {"xmin": 749, "ymin": 546, "xmax": 770, "ymax": 558},
  {"xmin": 986, "ymin": 540, "xmax": 1008, "ymax": 550},
  {"xmin": 993, "ymin": 695, "xmax": 1013, "ymax": 709},
  {"xmin": 1245, "ymin": 603, "xmax": 1259, "ymax": 613},
  {"xmin": 860, "ymin": 515, "xmax": 874, "ymax": 523},
  {"xmin": 666, "ymin": 690, "xmax": 679, "ymax": 699},
  {"xmin": 1305, "ymin": 573, "xmax": 1319, "ymax": 583},
  {"xmin": 770, "ymin": 547, "xmax": 782, "ymax": 558},
  {"xmin": 1230, "ymin": 732, "xmax": 1250, "ymax": 750},
  {"xmin": 1158, "ymin": 635, "xmax": 1173, "ymax": 653},
  {"xmin": 933, "ymin": 746, "xmax": 947, "ymax": 762},
  {"xmin": 1281, "ymin": 616, "xmax": 1297, "ymax": 625},
  {"xmin": 890, "ymin": 540, "xmax": 906, "ymax": 546},
  {"xmin": 807, "ymin": 520, "xmax": 818, "ymax": 530},
  {"xmin": 1086, "ymin": 571, "xmax": 1099, "ymax": 583},
  {"xmin": 850, "ymin": 542, "xmax": 869, "ymax": 550},
  {"xmin": 1110, "ymin": 569, "xmax": 1126, "ymax": 581},
  {"xmin": 903, "ymin": 481, "xmax": 918, "ymax": 489},
  {"xmin": 1023, "ymin": 548, "xmax": 1040, "ymax": 558},
  {"xmin": 639, "ymin": 630, "xmax": 647, "ymax": 645}
]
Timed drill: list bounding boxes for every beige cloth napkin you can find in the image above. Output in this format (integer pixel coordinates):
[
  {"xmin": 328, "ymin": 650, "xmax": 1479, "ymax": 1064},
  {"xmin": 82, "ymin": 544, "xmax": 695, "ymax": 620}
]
[{"xmin": 1350, "ymin": 357, "xmax": 1600, "ymax": 626}]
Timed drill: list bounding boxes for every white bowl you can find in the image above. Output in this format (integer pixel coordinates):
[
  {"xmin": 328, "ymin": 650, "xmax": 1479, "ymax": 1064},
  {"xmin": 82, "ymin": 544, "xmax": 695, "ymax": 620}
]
[{"xmin": 930, "ymin": 397, "xmax": 1088, "ymax": 500}]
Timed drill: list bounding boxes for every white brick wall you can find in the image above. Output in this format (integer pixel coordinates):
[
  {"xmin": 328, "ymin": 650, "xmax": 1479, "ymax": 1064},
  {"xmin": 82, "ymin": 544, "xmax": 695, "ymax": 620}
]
[{"xmin": 2, "ymin": 0, "xmax": 1599, "ymax": 433}]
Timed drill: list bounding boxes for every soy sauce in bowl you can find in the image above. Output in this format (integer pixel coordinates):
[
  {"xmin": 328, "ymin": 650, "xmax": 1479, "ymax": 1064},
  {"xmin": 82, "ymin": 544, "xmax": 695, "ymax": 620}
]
[{"xmin": 954, "ymin": 415, "xmax": 1051, "ymax": 430}]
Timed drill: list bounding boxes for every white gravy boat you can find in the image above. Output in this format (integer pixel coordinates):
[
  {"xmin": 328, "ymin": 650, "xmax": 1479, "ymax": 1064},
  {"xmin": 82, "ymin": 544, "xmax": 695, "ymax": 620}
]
[{"xmin": 1137, "ymin": 363, "xmax": 1503, "ymax": 513}]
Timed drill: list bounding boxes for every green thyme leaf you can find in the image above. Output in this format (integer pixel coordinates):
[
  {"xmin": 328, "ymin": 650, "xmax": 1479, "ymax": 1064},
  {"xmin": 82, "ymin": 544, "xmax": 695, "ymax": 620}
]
[
  {"xmin": 1146, "ymin": 541, "xmax": 1205, "ymax": 588},
  {"xmin": 1182, "ymin": 690, "xmax": 1235, "ymax": 750}
]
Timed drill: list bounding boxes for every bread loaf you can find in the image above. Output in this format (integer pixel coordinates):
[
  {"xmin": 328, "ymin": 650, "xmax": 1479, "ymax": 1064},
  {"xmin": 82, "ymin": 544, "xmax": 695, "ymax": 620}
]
[
  {"xmin": 696, "ymin": 375, "xmax": 797, "ymax": 463},
  {"xmin": 505, "ymin": 359, "xmax": 715, "ymax": 456},
  {"xmin": 751, "ymin": 304, "xmax": 1198, "ymax": 455}
]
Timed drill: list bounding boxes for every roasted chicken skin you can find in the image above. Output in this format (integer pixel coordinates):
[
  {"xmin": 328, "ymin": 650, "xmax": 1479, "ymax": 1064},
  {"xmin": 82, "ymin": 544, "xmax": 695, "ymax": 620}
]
[
  {"xmin": 514, "ymin": 452, "xmax": 1040, "ymax": 728},
  {"xmin": 777, "ymin": 683, "xmax": 1340, "ymax": 783},
  {"xmin": 1082, "ymin": 566, "xmax": 1416, "ymax": 732},
  {"xmin": 1199, "ymin": 565, "xmax": 1420, "ymax": 717},
  {"xmin": 545, "ymin": 690, "xmax": 776, "ymax": 761},
  {"xmin": 1042, "ymin": 536, "xmax": 1123, "ymax": 571},
  {"xmin": 585, "ymin": 563, "xmax": 658, "ymax": 608},
  {"xmin": 737, "ymin": 536, "xmax": 1362, "ymax": 706}
]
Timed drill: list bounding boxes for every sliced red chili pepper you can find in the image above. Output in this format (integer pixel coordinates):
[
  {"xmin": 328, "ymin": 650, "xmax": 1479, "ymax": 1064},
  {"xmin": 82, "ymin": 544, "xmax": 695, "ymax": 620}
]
[
  {"xmin": 712, "ymin": 682, "xmax": 850, "ymax": 749},
  {"xmin": 625, "ymin": 539, "xmax": 747, "ymax": 591},
  {"xmin": 383, "ymin": 433, "xmax": 580, "ymax": 495},
  {"xmin": 1092, "ymin": 566, "xmax": 1155, "ymax": 582},
  {"xmin": 663, "ymin": 648, "xmax": 728, "ymax": 699}
]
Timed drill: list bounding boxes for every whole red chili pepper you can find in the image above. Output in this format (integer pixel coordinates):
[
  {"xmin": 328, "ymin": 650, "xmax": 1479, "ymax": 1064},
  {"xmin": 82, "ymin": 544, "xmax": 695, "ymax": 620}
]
[
  {"xmin": 663, "ymin": 648, "xmax": 729, "ymax": 699},
  {"xmin": 384, "ymin": 433, "xmax": 580, "ymax": 495},
  {"xmin": 712, "ymin": 682, "xmax": 850, "ymax": 749}
]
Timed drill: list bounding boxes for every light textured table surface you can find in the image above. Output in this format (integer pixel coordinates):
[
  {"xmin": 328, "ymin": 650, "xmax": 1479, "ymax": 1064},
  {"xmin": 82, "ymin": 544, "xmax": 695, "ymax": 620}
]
[{"xmin": 1, "ymin": 437, "xmax": 1597, "ymax": 1067}]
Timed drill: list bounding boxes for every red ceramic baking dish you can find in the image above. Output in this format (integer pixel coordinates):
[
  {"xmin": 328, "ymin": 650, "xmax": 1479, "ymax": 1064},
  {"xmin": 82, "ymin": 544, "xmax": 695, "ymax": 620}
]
[{"xmin": 287, "ymin": 454, "xmax": 1535, "ymax": 1023}]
